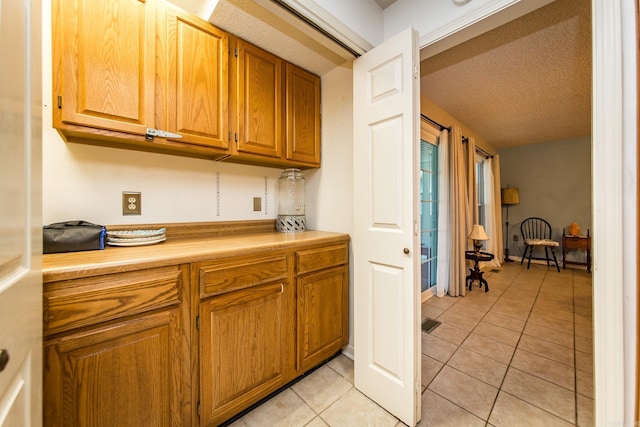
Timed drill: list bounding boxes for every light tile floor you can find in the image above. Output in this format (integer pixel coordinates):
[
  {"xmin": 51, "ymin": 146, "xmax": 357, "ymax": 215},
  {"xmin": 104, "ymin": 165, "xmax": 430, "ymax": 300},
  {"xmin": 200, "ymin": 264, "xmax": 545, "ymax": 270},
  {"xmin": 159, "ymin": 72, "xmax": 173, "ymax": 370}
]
[{"xmin": 227, "ymin": 262, "xmax": 594, "ymax": 426}]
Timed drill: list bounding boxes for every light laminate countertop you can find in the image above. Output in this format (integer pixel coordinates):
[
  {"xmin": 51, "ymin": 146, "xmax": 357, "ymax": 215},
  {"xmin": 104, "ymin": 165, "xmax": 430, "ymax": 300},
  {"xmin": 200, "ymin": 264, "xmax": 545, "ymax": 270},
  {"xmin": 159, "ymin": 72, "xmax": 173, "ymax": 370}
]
[{"xmin": 43, "ymin": 230, "xmax": 350, "ymax": 282}]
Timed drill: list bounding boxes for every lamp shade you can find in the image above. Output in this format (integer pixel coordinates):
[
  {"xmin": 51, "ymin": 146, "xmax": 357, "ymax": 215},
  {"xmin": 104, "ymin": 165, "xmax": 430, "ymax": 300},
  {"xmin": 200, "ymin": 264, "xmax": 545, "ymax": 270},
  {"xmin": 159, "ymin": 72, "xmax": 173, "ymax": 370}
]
[
  {"xmin": 501, "ymin": 187, "xmax": 520, "ymax": 205},
  {"xmin": 468, "ymin": 224, "xmax": 489, "ymax": 241}
]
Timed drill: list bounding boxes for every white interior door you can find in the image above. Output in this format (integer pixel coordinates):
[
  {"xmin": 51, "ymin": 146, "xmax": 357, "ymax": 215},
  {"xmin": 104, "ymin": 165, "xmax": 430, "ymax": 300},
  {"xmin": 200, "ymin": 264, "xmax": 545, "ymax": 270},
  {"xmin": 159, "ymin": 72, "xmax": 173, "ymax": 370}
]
[
  {"xmin": 353, "ymin": 27, "xmax": 421, "ymax": 426},
  {"xmin": 0, "ymin": 0, "xmax": 42, "ymax": 425}
]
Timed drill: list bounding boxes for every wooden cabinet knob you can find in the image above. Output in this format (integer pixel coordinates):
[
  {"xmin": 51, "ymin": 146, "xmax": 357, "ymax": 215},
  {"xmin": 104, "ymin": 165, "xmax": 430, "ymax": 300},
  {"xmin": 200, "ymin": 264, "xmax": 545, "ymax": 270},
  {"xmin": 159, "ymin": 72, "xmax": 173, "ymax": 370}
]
[
  {"xmin": 403, "ymin": 248, "xmax": 410, "ymax": 254},
  {"xmin": 0, "ymin": 349, "xmax": 9, "ymax": 372}
]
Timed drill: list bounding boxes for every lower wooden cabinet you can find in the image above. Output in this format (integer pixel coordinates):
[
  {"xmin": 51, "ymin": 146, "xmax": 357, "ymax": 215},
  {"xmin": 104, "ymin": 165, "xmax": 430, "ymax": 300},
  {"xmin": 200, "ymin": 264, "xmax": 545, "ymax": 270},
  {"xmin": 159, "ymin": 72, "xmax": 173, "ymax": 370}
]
[
  {"xmin": 44, "ymin": 309, "xmax": 185, "ymax": 426},
  {"xmin": 296, "ymin": 244, "xmax": 349, "ymax": 372},
  {"xmin": 42, "ymin": 237, "xmax": 348, "ymax": 427},
  {"xmin": 199, "ymin": 280, "xmax": 295, "ymax": 426},
  {"xmin": 43, "ymin": 265, "xmax": 191, "ymax": 426},
  {"xmin": 297, "ymin": 265, "xmax": 348, "ymax": 371}
]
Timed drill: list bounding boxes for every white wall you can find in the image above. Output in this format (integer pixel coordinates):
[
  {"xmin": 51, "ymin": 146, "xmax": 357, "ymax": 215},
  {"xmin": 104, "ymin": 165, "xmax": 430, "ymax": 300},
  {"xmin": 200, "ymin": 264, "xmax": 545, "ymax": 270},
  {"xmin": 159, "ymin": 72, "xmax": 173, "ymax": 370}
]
[
  {"xmin": 385, "ymin": 0, "xmax": 555, "ymax": 56},
  {"xmin": 306, "ymin": 64, "xmax": 354, "ymax": 234},
  {"xmin": 499, "ymin": 137, "xmax": 592, "ymax": 263},
  {"xmin": 306, "ymin": 62, "xmax": 355, "ymax": 353},
  {"xmin": 42, "ymin": 0, "xmax": 284, "ymax": 226},
  {"xmin": 312, "ymin": 0, "xmax": 384, "ymax": 46},
  {"xmin": 41, "ymin": 130, "xmax": 282, "ymax": 226}
]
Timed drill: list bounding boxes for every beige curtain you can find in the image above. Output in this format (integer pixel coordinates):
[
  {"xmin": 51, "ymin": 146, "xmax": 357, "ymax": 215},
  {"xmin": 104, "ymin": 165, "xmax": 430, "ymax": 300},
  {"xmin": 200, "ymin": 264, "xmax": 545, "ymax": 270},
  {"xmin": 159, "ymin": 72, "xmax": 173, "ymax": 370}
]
[
  {"xmin": 436, "ymin": 129, "xmax": 450, "ymax": 297},
  {"xmin": 447, "ymin": 126, "xmax": 469, "ymax": 297}
]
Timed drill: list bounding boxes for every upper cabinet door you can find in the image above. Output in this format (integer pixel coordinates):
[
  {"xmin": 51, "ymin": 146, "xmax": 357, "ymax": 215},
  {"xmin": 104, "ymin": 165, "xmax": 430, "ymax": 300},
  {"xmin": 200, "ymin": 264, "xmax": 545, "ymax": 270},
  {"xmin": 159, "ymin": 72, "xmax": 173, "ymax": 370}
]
[
  {"xmin": 285, "ymin": 64, "xmax": 320, "ymax": 166},
  {"xmin": 53, "ymin": 0, "xmax": 156, "ymax": 135},
  {"xmin": 158, "ymin": 6, "xmax": 229, "ymax": 149},
  {"xmin": 233, "ymin": 39, "xmax": 284, "ymax": 158}
]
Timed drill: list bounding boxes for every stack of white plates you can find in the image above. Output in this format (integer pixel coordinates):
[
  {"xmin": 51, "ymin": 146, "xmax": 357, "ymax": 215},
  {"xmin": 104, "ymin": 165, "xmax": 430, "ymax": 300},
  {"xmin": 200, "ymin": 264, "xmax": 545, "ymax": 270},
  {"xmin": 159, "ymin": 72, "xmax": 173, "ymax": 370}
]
[{"xmin": 106, "ymin": 228, "xmax": 167, "ymax": 247}]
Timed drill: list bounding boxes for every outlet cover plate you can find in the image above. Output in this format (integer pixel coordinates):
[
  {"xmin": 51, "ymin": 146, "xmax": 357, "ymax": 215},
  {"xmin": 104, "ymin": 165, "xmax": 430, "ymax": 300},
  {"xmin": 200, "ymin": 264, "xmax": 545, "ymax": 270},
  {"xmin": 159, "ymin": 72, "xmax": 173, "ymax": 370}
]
[
  {"xmin": 123, "ymin": 192, "xmax": 141, "ymax": 215},
  {"xmin": 253, "ymin": 197, "xmax": 262, "ymax": 212}
]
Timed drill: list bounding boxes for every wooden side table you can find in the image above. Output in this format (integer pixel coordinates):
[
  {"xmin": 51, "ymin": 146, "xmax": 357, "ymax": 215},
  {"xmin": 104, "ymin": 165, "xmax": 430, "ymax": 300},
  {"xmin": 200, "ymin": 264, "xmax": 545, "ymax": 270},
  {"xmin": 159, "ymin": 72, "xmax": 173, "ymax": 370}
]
[
  {"xmin": 562, "ymin": 229, "xmax": 591, "ymax": 272},
  {"xmin": 465, "ymin": 250, "xmax": 494, "ymax": 292}
]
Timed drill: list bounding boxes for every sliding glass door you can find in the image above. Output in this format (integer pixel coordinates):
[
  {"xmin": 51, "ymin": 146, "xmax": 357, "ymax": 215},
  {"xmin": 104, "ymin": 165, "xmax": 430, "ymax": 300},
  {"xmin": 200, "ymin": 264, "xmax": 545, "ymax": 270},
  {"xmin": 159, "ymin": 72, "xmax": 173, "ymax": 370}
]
[{"xmin": 420, "ymin": 138, "xmax": 438, "ymax": 293}]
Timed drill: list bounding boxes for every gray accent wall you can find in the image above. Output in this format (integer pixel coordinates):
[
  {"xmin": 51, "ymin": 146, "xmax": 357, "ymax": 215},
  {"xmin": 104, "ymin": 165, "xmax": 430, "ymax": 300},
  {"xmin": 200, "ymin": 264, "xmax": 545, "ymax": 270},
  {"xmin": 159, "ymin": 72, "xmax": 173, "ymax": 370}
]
[{"xmin": 498, "ymin": 136, "xmax": 591, "ymax": 265}]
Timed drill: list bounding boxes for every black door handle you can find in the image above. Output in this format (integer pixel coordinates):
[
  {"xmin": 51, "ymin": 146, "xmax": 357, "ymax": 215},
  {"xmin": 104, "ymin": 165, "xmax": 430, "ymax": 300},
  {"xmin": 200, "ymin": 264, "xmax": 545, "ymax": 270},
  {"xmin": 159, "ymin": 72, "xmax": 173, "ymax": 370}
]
[{"xmin": 0, "ymin": 349, "xmax": 9, "ymax": 372}]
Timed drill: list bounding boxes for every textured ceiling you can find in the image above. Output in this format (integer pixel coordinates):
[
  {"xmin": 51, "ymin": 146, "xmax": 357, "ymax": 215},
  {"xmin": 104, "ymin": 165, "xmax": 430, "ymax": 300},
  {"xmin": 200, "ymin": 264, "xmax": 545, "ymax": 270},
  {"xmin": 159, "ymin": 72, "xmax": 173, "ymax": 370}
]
[
  {"xmin": 420, "ymin": 0, "xmax": 592, "ymax": 149},
  {"xmin": 168, "ymin": 0, "xmax": 591, "ymax": 149}
]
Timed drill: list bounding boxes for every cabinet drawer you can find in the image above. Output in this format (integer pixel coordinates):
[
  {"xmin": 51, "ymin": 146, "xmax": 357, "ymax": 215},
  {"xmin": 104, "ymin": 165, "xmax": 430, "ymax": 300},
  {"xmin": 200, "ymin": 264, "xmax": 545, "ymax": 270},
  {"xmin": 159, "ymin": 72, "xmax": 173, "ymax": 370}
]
[
  {"xmin": 296, "ymin": 244, "xmax": 348, "ymax": 275},
  {"xmin": 44, "ymin": 265, "xmax": 185, "ymax": 336},
  {"xmin": 199, "ymin": 255, "xmax": 288, "ymax": 298}
]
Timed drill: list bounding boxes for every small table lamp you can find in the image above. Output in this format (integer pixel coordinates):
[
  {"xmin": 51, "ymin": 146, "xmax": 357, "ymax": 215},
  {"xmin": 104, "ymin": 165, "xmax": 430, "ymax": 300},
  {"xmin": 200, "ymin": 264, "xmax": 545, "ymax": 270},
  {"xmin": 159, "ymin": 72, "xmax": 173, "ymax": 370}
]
[{"xmin": 469, "ymin": 224, "xmax": 489, "ymax": 254}]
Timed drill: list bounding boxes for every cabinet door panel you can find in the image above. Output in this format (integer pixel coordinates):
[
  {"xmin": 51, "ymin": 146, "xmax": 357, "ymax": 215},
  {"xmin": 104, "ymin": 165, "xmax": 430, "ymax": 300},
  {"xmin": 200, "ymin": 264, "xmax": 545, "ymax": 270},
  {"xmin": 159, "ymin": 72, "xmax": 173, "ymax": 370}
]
[
  {"xmin": 54, "ymin": 0, "xmax": 156, "ymax": 134},
  {"xmin": 286, "ymin": 64, "xmax": 320, "ymax": 165},
  {"xmin": 200, "ymin": 281, "xmax": 294, "ymax": 425},
  {"xmin": 235, "ymin": 41, "xmax": 283, "ymax": 157},
  {"xmin": 161, "ymin": 8, "xmax": 228, "ymax": 149},
  {"xmin": 44, "ymin": 309, "xmax": 184, "ymax": 427},
  {"xmin": 297, "ymin": 266, "xmax": 348, "ymax": 371}
]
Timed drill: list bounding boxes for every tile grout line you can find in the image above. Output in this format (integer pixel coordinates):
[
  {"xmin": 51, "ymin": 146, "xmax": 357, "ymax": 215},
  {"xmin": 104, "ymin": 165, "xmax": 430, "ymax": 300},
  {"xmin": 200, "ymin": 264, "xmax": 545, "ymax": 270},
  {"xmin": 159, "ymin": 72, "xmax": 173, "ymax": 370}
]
[
  {"xmin": 481, "ymin": 266, "xmax": 545, "ymax": 424},
  {"xmin": 506, "ymin": 267, "xmax": 580, "ymax": 425},
  {"xmin": 426, "ymin": 266, "xmax": 532, "ymax": 423},
  {"xmin": 571, "ymin": 268, "xmax": 580, "ymax": 427},
  {"xmin": 454, "ymin": 267, "xmax": 578, "ymax": 424}
]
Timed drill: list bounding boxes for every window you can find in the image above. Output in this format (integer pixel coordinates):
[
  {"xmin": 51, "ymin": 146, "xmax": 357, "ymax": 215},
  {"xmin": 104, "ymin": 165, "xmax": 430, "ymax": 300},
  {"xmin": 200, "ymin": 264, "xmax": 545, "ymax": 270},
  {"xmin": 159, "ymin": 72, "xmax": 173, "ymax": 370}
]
[
  {"xmin": 475, "ymin": 155, "xmax": 486, "ymax": 227},
  {"xmin": 420, "ymin": 139, "xmax": 438, "ymax": 293},
  {"xmin": 475, "ymin": 154, "xmax": 490, "ymax": 251}
]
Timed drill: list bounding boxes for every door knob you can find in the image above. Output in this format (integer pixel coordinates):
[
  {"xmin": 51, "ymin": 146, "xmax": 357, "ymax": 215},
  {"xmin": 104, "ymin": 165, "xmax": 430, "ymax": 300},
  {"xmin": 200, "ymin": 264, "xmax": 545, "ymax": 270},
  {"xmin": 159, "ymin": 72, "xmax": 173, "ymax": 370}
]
[
  {"xmin": 403, "ymin": 248, "xmax": 410, "ymax": 254},
  {"xmin": 0, "ymin": 349, "xmax": 9, "ymax": 372}
]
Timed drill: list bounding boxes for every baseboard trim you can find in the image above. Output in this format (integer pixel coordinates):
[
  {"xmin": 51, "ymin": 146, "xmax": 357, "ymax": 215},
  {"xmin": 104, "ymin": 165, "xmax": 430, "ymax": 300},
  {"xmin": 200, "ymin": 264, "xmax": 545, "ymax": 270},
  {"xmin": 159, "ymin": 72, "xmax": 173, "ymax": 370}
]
[{"xmin": 342, "ymin": 344, "xmax": 354, "ymax": 360}]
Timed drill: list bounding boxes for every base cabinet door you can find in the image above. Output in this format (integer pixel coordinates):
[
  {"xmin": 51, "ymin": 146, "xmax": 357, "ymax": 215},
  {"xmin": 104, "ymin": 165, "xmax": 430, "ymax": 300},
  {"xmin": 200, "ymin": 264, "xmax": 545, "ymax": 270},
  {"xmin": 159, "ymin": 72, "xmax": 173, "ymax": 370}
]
[
  {"xmin": 199, "ymin": 281, "xmax": 294, "ymax": 426},
  {"xmin": 43, "ymin": 309, "xmax": 184, "ymax": 427},
  {"xmin": 297, "ymin": 265, "xmax": 348, "ymax": 371}
]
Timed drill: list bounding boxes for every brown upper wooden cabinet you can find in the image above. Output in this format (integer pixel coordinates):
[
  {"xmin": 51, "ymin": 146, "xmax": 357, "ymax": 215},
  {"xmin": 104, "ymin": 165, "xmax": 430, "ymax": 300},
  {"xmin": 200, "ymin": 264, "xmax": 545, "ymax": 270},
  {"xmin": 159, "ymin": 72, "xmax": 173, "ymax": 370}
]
[
  {"xmin": 156, "ymin": 4, "xmax": 229, "ymax": 150},
  {"xmin": 53, "ymin": 0, "xmax": 229, "ymax": 159},
  {"xmin": 52, "ymin": 0, "xmax": 321, "ymax": 167},
  {"xmin": 228, "ymin": 38, "xmax": 321, "ymax": 168},
  {"xmin": 230, "ymin": 38, "xmax": 285, "ymax": 160},
  {"xmin": 286, "ymin": 63, "xmax": 321, "ymax": 166},
  {"xmin": 52, "ymin": 0, "xmax": 158, "ymax": 137}
]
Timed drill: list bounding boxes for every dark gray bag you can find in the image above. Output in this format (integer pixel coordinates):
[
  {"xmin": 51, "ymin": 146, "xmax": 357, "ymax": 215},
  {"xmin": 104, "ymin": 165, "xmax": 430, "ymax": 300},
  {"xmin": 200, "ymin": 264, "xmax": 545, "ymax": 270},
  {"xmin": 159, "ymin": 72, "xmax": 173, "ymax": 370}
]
[{"xmin": 43, "ymin": 220, "xmax": 106, "ymax": 254}]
